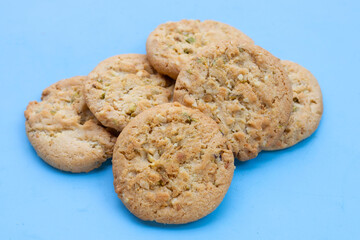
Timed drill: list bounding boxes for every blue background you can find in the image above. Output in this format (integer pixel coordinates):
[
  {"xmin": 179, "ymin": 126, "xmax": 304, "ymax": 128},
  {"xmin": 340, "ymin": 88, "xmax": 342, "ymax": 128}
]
[{"xmin": 1, "ymin": 0, "xmax": 359, "ymax": 239}]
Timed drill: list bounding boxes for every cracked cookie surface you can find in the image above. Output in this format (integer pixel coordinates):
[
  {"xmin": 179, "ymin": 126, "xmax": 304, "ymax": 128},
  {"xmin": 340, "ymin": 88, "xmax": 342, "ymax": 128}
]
[
  {"xmin": 146, "ymin": 19, "xmax": 254, "ymax": 79},
  {"xmin": 84, "ymin": 54, "xmax": 174, "ymax": 132},
  {"xmin": 112, "ymin": 103, "xmax": 234, "ymax": 224},
  {"xmin": 25, "ymin": 76, "xmax": 116, "ymax": 173},
  {"xmin": 264, "ymin": 60, "xmax": 323, "ymax": 150},
  {"xmin": 174, "ymin": 41, "xmax": 292, "ymax": 161}
]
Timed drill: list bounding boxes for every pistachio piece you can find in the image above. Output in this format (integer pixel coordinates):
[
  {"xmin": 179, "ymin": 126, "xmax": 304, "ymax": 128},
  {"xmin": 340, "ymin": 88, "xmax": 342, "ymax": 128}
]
[
  {"xmin": 183, "ymin": 48, "xmax": 193, "ymax": 54},
  {"xmin": 126, "ymin": 103, "xmax": 137, "ymax": 115},
  {"xmin": 185, "ymin": 37, "xmax": 195, "ymax": 44},
  {"xmin": 147, "ymin": 154, "xmax": 156, "ymax": 163},
  {"xmin": 182, "ymin": 112, "xmax": 196, "ymax": 124}
]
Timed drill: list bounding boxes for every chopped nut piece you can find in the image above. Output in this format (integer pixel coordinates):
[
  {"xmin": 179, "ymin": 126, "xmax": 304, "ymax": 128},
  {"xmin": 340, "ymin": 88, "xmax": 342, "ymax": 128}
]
[
  {"xmin": 147, "ymin": 154, "xmax": 156, "ymax": 163},
  {"xmin": 126, "ymin": 103, "xmax": 137, "ymax": 114},
  {"xmin": 185, "ymin": 37, "xmax": 195, "ymax": 44},
  {"xmin": 183, "ymin": 48, "xmax": 193, "ymax": 54}
]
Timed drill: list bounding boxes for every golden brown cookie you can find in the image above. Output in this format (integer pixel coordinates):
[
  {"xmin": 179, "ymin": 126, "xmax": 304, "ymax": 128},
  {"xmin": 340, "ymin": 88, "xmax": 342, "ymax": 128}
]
[
  {"xmin": 84, "ymin": 54, "xmax": 174, "ymax": 132},
  {"xmin": 112, "ymin": 103, "xmax": 234, "ymax": 224},
  {"xmin": 264, "ymin": 60, "xmax": 323, "ymax": 150},
  {"xmin": 25, "ymin": 76, "xmax": 116, "ymax": 173},
  {"xmin": 174, "ymin": 41, "xmax": 292, "ymax": 161},
  {"xmin": 146, "ymin": 19, "xmax": 254, "ymax": 79}
]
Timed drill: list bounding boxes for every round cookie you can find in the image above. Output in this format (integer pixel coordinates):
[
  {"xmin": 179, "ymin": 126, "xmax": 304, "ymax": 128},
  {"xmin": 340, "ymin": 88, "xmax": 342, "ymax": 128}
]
[
  {"xmin": 174, "ymin": 41, "xmax": 293, "ymax": 161},
  {"xmin": 84, "ymin": 54, "xmax": 173, "ymax": 132},
  {"xmin": 112, "ymin": 102, "xmax": 234, "ymax": 224},
  {"xmin": 146, "ymin": 19, "xmax": 254, "ymax": 80},
  {"xmin": 25, "ymin": 76, "xmax": 116, "ymax": 173},
  {"xmin": 264, "ymin": 60, "xmax": 323, "ymax": 150}
]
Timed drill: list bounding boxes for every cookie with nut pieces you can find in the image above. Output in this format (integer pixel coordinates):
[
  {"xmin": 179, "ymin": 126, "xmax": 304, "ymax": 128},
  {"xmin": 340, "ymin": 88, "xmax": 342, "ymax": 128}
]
[
  {"xmin": 112, "ymin": 102, "xmax": 234, "ymax": 224},
  {"xmin": 264, "ymin": 60, "xmax": 323, "ymax": 150},
  {"xmin": 84, "ymin": 54, "xmax": 174, "ymax": 132},
  {"xmin": 174, "ymin": 41, "xmax": 293, "ymax": 161},
  {"xmin": 146, "ymin": 19, "xmax": 254, "ymax": 79},
  {"xmin": 25, "ymin": 76, "xmax": 116, "ymax": 173}
]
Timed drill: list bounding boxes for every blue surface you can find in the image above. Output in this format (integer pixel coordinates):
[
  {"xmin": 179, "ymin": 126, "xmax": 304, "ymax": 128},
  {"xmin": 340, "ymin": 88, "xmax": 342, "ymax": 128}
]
[{"xmin": 1, "ymin": 0, "xmax": 360, "ymax": 239}]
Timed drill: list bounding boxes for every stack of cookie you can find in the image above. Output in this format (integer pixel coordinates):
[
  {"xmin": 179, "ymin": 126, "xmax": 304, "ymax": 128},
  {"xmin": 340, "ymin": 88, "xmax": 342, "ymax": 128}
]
[{"xmin": 25, "ymin": 20, "xmax": 323, "ymax": 224}]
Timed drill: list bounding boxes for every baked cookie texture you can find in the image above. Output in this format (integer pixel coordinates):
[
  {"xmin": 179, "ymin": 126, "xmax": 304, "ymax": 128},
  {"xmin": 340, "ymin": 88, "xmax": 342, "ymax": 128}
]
[
  {"xmin": 84, "ymin": 54, "xmax": 174, "ymax": 132},
  {"xmin": 25, "ymin": 76, "xmax": 116, "ymax": 173},
  {"xmin": 174, "ymin": 41, "xmax": 293, "ymax": 161},
  {"xmin": 112, "ymin": 103, "xmax": 234, "ymax": 224},
  {"xmin": 146, "ymin": 19, "xmax": 254, "ymax": 80},
  {"xmin": 264, "ymin": 60, "xmax": 323, "ymax": 150}
]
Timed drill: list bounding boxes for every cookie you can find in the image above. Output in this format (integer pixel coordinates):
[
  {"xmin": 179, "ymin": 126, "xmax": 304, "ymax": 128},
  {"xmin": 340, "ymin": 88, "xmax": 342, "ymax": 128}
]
[
  {"xmin": 84, "ymin": 54, "xmax": 173, "ymax": 132},
  {"xmin": 112, "ymin": 102, "xmax": 234, "ymax": 224},
  {"xmin": 174, "ymin": 41, "xmax": 293, "ymax": 161},
  {"xmin": 146, "ymin": 19, "xmax": 254, "ymax": 79},
  {"xmin": 264, "ymin": 60, "xmax": 323, "ymax": 150},
  {"xmin": 25, "ymin": 76, "xmax": 116, "ymax": 173}
]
